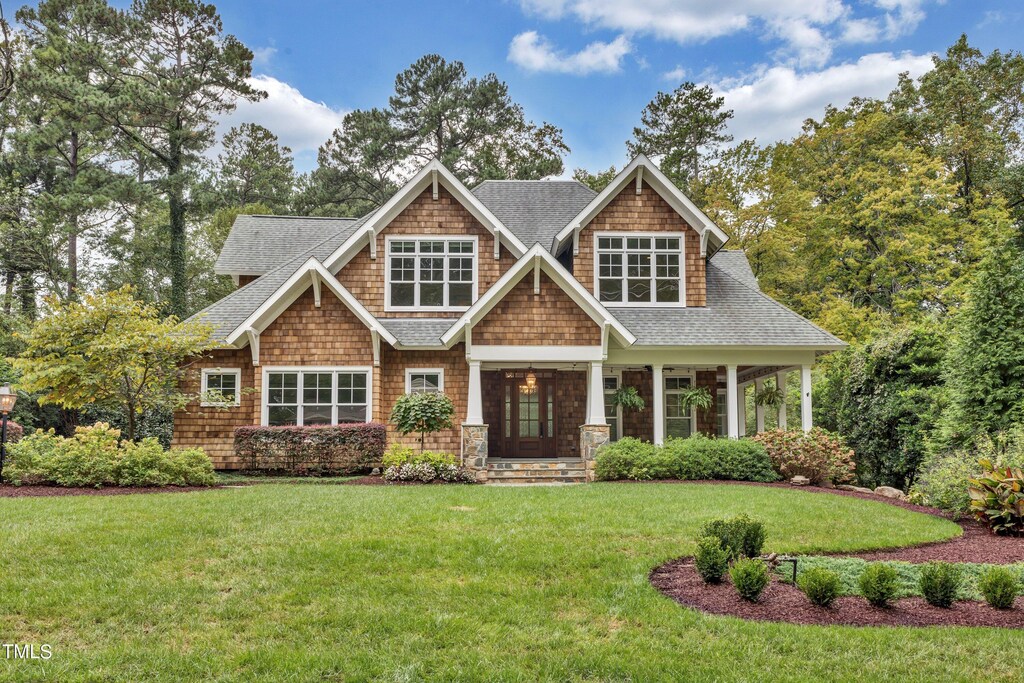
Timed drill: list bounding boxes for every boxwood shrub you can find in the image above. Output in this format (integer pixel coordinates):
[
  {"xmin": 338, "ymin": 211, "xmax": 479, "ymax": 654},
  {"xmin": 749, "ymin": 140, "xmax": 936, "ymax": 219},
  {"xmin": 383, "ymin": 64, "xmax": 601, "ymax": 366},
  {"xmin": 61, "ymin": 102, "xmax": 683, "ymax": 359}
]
[
  {"xmin": 594, "ymin": 434, "xmax": 777, "ymax": 482},
  {"xmin": 234, "ymin": 423, "xmax": 386, "ymax": 475}
]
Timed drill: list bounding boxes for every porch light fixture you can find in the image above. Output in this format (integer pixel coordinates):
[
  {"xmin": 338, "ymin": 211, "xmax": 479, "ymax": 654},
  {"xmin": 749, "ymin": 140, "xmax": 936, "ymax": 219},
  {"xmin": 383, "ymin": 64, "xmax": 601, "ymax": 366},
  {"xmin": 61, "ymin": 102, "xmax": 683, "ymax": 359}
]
[
  {"xmin": 0, "ymin": 383, "xmax": 17, "ymax": 482},
  {"xmin": 525, "ymin": 371, "xmax": 537, "ymax": 391}
]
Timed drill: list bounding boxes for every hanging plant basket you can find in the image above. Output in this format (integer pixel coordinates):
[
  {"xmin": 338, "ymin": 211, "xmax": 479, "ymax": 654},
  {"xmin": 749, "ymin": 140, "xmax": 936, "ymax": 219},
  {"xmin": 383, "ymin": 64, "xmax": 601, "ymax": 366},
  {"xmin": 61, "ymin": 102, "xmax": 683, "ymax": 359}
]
[
  {"xmin": 677, "ymin": 386, "xmax": 713, "ymax": 412},
  {"xmin": 612, "ymin": 386, "xmax": 645, "ymax": 412},
  {"xmin": 754, "ymin": 386, "xmax": 785, "ymax": 408}
]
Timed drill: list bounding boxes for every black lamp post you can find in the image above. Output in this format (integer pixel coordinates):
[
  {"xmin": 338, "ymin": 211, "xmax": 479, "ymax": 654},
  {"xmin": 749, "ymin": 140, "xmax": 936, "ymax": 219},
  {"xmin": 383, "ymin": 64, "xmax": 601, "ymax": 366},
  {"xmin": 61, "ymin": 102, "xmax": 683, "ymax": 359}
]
[{"xmin": 0, "ymin": 383, "xmax": 17, "ymax": 483}]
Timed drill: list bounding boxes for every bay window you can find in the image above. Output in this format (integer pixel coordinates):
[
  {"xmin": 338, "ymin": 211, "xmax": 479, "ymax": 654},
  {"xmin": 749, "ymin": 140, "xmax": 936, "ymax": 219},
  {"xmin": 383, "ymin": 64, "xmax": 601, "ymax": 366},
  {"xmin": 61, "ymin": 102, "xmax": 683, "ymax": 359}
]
[
  {"xmin": 387, "ymin": 237, "xmax": 476, "ymax": 310},
  {"xmin": 596, "ymin": 234, "xmax": 684, "ymax": 305},
  {"xmin": 264, "ymin": 368, "xmax": 371, "ymax": 426}
]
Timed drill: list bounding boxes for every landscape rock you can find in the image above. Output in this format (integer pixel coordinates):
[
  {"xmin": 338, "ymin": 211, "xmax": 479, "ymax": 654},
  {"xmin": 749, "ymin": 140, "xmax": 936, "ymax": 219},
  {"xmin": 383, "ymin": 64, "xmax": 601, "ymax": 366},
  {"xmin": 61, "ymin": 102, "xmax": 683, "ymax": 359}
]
[
  {"xmin": 874, "ymin": 486, "xmax": 908, "ymax": 500},
  {"xmin": 837, "ymin": 484, "xmax": 875, "ymax": 495},
  {"xmin": 790, "ymin": 476, "xmax": 811, "ymax": 486}
]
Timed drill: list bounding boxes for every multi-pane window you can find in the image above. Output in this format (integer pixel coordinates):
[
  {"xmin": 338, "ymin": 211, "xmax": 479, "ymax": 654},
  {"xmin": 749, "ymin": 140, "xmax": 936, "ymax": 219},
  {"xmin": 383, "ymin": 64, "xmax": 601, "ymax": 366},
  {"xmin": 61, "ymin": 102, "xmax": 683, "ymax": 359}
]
[
  {"xmin": 664, "ymin": 376, "xmax": 695, "ymax": 439},
  {"xmin": 266, "ymin": 370, "xmax": 370, "ymax": 426},
  {"xmin": 201, "ymin": 369, "xmax": 240, "ymax": 406},
  {"xmin": 596, "ymin": 235, "xmax": 683, "ymax": 305},
  {"xmin": 603, "ymin": 376, "xmax": 620, "ymax": 441},
  {"xmin": 717, "ymin": 389, "xmax": 728, "ymax": 437},
  {"xmin": 406, "ymin": 369, "xmax": 443, "ymax": 394},
  {"xmin": 388, "ymin": 238, "xmax": 475, "ymax": 310}
]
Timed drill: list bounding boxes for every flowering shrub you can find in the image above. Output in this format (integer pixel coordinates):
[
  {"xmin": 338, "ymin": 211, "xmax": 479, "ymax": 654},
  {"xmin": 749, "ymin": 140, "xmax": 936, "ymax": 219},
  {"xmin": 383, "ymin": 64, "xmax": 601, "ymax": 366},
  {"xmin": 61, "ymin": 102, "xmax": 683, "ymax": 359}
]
[
  {"xmin": 234, "ymin": 423, "xmax": 386, "ymax": 475},
  {"xmin": 4, "ymin": 423, "xmax": 215, "ymax": 487},
  {"xmin": 753, "ymin": 428, "xmax": 855, "ymax": 484},
  {"xmin": 381, "ymin": 446, "xmax": 474, "ymax": 483}
]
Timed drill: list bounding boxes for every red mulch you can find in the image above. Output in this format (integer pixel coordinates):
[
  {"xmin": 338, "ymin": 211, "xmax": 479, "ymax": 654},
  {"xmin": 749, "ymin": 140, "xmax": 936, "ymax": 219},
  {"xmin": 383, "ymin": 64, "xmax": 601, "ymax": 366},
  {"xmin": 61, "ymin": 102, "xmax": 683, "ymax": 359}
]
[
  {"xmin": 648, "ymin": 481, "xmax": 1024, "ymax": 627},
  {"xmin": 650, "ymin": 558, "xmax": 1024, "ymax": 628},
  {"xmin": 0, "ymin": 484, "xmax": 221, "ymax": 498}
]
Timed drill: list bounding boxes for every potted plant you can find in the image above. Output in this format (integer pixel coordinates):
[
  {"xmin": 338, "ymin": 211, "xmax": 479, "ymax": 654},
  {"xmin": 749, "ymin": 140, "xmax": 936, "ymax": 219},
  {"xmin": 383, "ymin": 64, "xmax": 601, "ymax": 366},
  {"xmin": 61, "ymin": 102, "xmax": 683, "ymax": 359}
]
[
  {"xmin": 611, "ymin": 386, "xmax": 646, "ymax": 412},
  {"xmin": 754, "ymin": 385, "xmax": 785, "ymax": 408},
  {"xmin": 677, "ymin": 386, "xmax": 713, "ymax": 412}
]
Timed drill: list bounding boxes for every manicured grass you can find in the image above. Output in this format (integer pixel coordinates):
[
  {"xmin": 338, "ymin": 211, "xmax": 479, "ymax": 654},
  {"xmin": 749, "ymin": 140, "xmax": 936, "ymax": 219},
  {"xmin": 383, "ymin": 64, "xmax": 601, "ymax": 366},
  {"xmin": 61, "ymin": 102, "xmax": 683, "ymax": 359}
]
[
  {"xmin": 0, "ymin": 482, "xmax": 1015, "ymax": 682},
  {"xmin": 782, "ymin": 556, "xmax": 1024, "ymax": 601},
  {"xmin": 214, "ymin": 471, "xmax": 358, "ymax": 485}
]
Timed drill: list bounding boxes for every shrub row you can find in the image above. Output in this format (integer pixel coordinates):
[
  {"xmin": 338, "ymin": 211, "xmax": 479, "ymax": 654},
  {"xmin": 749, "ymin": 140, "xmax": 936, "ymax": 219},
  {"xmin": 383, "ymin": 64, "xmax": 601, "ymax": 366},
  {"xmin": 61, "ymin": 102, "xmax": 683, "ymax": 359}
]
[
  {"xmin": 5, "ymin": 423, "xmax": 215, "ymax": 487},
  {"xmin": 595, "ymin": 435, "xmax": 778, "ymax": 482},
  {"xmin": 234, "ymin": 423, "xmax": 386, "ymax": 475}
]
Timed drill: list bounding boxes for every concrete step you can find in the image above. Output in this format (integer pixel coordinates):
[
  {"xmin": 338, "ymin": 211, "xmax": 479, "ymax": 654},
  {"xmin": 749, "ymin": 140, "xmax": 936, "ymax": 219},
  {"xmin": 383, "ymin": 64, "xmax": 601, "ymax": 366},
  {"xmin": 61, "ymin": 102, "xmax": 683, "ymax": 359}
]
[{"xmin": 485, "ymin": 459, "xmax": 588, "ymax": 484}]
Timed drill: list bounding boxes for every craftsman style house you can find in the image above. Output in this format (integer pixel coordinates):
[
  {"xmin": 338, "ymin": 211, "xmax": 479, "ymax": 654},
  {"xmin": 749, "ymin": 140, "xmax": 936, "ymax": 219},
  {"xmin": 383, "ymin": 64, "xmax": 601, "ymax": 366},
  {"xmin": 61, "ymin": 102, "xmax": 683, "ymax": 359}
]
[{"xmin": 173, "ymin": 156, "xmax": 844, "ymax": 480}]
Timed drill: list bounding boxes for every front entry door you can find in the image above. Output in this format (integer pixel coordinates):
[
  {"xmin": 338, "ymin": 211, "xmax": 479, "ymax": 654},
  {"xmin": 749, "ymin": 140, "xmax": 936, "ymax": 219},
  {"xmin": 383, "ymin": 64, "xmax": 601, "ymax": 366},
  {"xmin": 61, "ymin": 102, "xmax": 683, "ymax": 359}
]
[{"xmin": 503, "ymin": 372, "xmax": 556, "ymax": 457}]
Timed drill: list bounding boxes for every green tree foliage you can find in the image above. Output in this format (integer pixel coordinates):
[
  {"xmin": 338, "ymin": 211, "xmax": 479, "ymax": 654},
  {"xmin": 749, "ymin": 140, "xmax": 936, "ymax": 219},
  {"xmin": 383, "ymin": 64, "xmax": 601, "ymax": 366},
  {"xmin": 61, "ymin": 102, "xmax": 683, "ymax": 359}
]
[
  {"xmin": 206, "ymin": 123, "xmax": 294, "ymax": 212},
  {"xmin": 816, "ymin": 325, "xmax": 946, "ymax": 489},
  {"xmin": 627, "ymin": 81, "xmax": 733, "ymax": 204},
  {"xmin": 572, "ymin": 165, "xmax": 617, "ymax": 192},
  {"xmin": 937, "ymin": 236, "xmax": 1024, "ymax": 450},
  {"xmin": 389, "ymin": 392, "xmax": 455, "ymax": 453},
  {"xmin": 12, "ymin": 286, "xmax": 215, "ymax": 440}
]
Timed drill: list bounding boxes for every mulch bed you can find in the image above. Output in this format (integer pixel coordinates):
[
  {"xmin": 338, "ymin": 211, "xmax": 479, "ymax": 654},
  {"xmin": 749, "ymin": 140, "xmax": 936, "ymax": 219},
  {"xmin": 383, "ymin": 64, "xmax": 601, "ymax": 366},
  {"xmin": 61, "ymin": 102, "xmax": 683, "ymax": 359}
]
[
  {"xmin": 650, "ymin": 558, "xmax": 1024, "ymax": 628},
  {"xmin": 0, "ymin": 484, "xmax": 221, "ymax": 498},
  {"xmin": 648, "ymin": 481, "xmax": 1024, "ymax": 627},
  {"xmin": 342, "ymin": 475, "xmax": 475, "ymax": 486}
]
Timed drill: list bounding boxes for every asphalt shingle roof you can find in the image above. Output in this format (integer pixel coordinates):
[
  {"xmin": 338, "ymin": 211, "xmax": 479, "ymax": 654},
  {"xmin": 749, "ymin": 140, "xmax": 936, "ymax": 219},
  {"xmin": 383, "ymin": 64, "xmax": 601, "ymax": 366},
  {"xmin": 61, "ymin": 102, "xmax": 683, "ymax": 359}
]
[
  {"xmin": 215, "ymin": 215, "xmax": 357, "ymax": 275},
  {"xmin": 471, "ymin": 180, "xmax": 596, "ymax": 248},
  {"xmin": 377, "ymin": 318, "xmax": 455, "ymax": 347}
]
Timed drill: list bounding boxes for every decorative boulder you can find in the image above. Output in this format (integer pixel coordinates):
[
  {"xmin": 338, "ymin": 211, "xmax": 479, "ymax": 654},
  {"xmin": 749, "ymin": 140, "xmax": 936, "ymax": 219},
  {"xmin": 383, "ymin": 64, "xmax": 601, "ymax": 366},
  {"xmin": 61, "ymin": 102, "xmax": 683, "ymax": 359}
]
[
  {"xmin": 837, "ymin": 484, "xmax": 875, "ymax": 495},
  {"xmin": 873, "ymin": 486, "xmax": 908, "ymax": 501},
  {"xmin": 790, "ymin": 475, "xmax": 811, "ymax": 486}
]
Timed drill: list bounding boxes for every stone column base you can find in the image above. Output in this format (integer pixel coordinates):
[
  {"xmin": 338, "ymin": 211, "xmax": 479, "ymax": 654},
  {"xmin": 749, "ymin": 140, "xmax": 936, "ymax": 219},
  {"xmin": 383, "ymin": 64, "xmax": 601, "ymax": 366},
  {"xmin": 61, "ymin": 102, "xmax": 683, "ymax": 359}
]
[
  {"xmin": 579, "ymin": 424, "xmax": 610, "ymax": 483},
  {"xmin": 461, "ymin": 423, "xmax": 489, "ymax": 483}
]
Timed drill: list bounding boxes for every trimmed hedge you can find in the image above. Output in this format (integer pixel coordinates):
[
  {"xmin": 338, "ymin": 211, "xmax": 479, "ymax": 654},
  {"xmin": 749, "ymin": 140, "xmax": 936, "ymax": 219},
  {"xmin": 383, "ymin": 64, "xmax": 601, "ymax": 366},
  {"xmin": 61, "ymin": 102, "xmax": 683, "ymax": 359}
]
[
  {"xmin": 234, "ymin": 423, "xmax": 386, "ymax": 474},
  {"xmin": 594, "ymin": 434, "xmax": 778, "ymax": 482}
]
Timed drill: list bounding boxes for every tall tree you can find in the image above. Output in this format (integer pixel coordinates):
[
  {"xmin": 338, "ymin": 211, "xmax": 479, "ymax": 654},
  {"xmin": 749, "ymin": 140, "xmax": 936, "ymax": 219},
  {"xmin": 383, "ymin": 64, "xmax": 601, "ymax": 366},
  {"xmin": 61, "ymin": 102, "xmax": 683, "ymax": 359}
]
[
  {"xmin": 92, "ymin": 0, "xmax": 263, "ymax": 317},
  {"xmin": 16, "ymin": 0, "xmax": 125, "ymax": 298},
  {"xmin": 627, "ymin": 81, "xmax": 733, "ymax": 204},
  {"xmin": 572, "ymin": 165, "xmax": 617, "ymax": 192},
  {"xmin": 207, "ymin": 122, "xmax": 294, "ymax": 211}
]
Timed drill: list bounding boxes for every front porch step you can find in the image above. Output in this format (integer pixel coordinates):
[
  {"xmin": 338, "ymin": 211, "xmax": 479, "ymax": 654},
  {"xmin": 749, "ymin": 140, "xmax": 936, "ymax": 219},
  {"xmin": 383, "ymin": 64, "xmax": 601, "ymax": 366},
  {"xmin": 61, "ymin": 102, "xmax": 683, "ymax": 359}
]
[{"xmin": 485, "ymin": 459, "xmax": 587, "ymax": 484}]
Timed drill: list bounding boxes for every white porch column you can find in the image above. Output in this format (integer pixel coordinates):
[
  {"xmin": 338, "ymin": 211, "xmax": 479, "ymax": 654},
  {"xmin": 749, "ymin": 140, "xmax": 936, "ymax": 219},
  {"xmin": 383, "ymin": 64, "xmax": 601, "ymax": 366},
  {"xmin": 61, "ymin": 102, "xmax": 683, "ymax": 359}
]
[
  {"xmin": 737, "ymin": 383, "xmax": 747, "ymax": 437},
  {"xmin": 466, "ymin": 360, "xmax": 483, "ymax": 424},
  {"xmin": 754, "ymin": 377, "xmax": 766, "ymax": 434},
  {"xmin": 776, "ymin": 371, "xmax": 788, "ymax": 430},
  {"xmin": 726, "ymin": 365, "xmax": 739, "ymax": 439},
  {"xmin": 800, "ymin": 364, "xmax": 813, "ymax": 432},
  {"xmin": 652, "ymin": 364, "xmax": 665, "ymax": 445},
  {"xmin": 587, "ymin": 362, "xmax": 607, "ymax": 425}
]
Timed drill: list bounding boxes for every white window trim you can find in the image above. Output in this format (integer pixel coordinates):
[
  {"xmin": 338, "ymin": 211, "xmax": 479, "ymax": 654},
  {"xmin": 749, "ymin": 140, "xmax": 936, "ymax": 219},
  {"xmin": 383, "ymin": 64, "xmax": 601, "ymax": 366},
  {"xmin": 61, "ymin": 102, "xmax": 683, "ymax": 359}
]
[
  {"xmin": 593, "ymin": 231, "xmax": 687, "ymax": 308},
  {"xmin": 603, "ymin": 369, "xmax": 623, "ymax": 442},
  {"xmin": 260, "ymin": 366, "xmax": 373, "ymax": 426},
  {"xmin": 405, "ymin": 368, "xmax": 445, "ymax": 394},
  {"xmin": 663, "ymin": 370, "xmax": 697, "ymax": 439},
  {"xmin": 716, "ymin": 387, "xmax": 728, "ymax": 438},
  {"xmin": 384, "ymin": 235, "xmax": 479, "ymax": 313},
  {"xmin": 201, "ymin": 368, "xmax": 242, "ymax": 407}
]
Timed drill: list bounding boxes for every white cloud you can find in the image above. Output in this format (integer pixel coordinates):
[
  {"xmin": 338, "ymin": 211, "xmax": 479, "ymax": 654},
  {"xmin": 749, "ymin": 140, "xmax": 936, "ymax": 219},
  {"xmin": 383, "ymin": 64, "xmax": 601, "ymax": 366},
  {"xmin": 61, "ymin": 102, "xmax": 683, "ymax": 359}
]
[
  {"xmin": 508, "ymin": 31, "xmax": 632, "ymax": 74},
  {"xmin": 711, "ymin": 51, "xmax": 934, "ymax": 144},
  {"xmin": 663, "ymin": 65, "xmax": 687, "ymax": 81},
  {"xmin": 217, "ymin": 74, "xmax": 348, "ymax": 171},
  {"xmin": 251, "ymin": 46, "xmax": 277, "ymax": 67}
]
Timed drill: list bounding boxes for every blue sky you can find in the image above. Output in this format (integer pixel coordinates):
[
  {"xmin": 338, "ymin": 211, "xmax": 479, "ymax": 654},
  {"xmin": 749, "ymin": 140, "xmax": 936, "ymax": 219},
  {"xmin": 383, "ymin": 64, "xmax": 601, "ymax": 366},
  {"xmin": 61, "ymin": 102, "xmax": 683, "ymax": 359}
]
[{"xmin": 176, "ymin": 1, "xmax": 1022, "ymax": 173}]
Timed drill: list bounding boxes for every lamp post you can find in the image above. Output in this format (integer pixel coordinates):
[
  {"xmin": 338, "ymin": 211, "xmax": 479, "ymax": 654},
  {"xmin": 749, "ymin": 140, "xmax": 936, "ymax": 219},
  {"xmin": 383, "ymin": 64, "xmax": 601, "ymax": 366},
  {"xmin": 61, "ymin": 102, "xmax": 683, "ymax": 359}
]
[{"xmin": 0, "ymin": 383, "xmax": 17, "ymax": 483}]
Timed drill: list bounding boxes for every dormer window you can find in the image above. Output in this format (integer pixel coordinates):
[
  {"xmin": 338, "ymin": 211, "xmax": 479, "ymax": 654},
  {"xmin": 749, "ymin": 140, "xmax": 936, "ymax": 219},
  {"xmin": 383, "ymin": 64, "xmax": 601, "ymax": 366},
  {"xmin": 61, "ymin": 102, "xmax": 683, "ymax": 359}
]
[
  {"xmin": 386, "ymin": 237, "xmax": 477, "ymax": 311},
  {"xmin": 595, "ymin": 233, "xmax": 684, "ymax": 306}
]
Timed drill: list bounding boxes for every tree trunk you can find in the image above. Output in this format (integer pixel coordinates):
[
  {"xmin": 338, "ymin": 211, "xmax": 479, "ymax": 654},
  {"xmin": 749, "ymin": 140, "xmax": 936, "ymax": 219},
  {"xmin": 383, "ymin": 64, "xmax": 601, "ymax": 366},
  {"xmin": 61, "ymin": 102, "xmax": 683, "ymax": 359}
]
[
  {"xmin": 167, "ymin": 118, "xmax": 187, "ymax": 318},
  {"xmin": 3, "ymin": 270, "xmax": 13, "ymax": 315},
  {"xmin": 126, "ymin": 407, "xmax": 136, "ymax": 442}
]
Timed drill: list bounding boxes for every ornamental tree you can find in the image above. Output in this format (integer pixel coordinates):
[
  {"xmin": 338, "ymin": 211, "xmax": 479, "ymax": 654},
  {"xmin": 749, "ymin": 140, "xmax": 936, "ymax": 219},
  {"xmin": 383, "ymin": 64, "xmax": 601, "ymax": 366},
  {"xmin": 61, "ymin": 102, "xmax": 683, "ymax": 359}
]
[
  {"xmin": 12, "ymin": 286, "xmax": 215, "ymax": 440},
  {"xmin": 390, "ymin": 392, "xmax": 455, "ymax": 453}
]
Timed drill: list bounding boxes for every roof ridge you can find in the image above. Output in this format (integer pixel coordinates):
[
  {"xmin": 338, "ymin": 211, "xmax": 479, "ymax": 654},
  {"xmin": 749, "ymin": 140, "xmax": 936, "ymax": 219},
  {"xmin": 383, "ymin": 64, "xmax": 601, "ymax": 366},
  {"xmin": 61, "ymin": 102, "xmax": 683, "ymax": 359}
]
[
  {"xmin": 709, "ymin": 264, "xmax": 844, "ymax": 343},
  {"xmin": 241, "ymin": 214, "xmax": 358, "ymax": 221}
]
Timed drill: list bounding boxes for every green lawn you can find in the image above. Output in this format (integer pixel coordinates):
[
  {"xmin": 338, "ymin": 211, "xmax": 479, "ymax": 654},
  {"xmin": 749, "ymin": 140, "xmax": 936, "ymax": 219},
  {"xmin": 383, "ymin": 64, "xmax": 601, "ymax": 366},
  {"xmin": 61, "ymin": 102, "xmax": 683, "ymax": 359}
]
[{"xmin": 0, "ymin": 482, "xmax": 1016, "ymax": 682}]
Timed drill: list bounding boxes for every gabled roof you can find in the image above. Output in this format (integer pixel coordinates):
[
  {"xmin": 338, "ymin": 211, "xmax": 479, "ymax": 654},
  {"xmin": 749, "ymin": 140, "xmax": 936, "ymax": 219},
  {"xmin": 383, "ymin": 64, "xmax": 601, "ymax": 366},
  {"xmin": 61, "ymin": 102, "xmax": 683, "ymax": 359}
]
[
  {"xmin": 223, "ymin": 256, "xmax": 396, "ymax": 347},
  {"xmin": 440, "ymin": 244, "xmax": 636, "ymax": 348},
  {"xmin": 215, "ymin": 215, "xmax": 358, "ymax": 276},
  {"xmin": 471, "ymin": 180, "xmax": 596, "ymax": 247},
  {"xmin": 609, "ymin": 252, "xmax": 845, "ymax": 348},
  {"xmin": 551, "ymin": 155, "xmax": 730, "ymax": 255},
  {"xmin": 322, "ymin": 159, "xmax": 529, "ymax": 271}
]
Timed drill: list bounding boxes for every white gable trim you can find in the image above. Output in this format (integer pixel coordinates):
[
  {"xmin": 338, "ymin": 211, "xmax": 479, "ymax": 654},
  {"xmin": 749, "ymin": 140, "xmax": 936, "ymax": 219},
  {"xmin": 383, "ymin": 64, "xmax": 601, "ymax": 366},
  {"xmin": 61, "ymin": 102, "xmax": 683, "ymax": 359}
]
[
  {"xmin": 224, "ymin": 257, "xmax": 397, "ymax": 348},
  {"xmin": 440, "ymin": 244, "xmax": 636, "ymax": 348},
  {"xmin": 323, "ymin": 159, "xmax": 527, "ymax": 271},
  {"xmin": 552, "ymin": 154, "xmax": 730, "ymax": 255}
]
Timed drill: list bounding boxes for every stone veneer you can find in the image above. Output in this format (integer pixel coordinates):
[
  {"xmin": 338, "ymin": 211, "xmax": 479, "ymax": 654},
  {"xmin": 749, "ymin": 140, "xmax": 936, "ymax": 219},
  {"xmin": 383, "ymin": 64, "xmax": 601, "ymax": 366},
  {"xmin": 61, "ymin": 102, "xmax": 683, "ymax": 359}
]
[
  {"xmin": 461, "ymin": 423, "xmax": 489, "ymax": 482},
  {"xmin": 579, "ymin": 424, "xmax": 610, "ymax": 482}
]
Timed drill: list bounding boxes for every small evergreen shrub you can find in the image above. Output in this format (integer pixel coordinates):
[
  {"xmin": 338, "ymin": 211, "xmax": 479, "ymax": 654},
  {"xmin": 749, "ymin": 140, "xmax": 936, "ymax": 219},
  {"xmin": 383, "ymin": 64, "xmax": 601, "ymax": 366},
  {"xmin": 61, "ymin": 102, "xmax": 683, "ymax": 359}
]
[
  {"xmin": 234, "ymin": 423, "xmax": 386, "ymax": 474},
  {"xmin": 730, "ymin": 558, "xmax": 770, "ymax": 602},
  {"xmin": 753, "ymin": 428, "xmax": 855, "ymax": 484},
  {"xmin": 977, "ymin": 567, "xmax": 1019, "ymax": 609},
  {"xmin": 858, "ymin": 563, "xmax": 901, "ymax": 607},
  {"xmin": 593, "ymin": 435, "xmax": 777, "ymax": 482},
  {"xmin": 699, "ymin": 514, "xmax": 766, "ymax": 559},
  {"xmin": 693, "ymin": 536, "xmax": 729, "ymax": 584},
  {"xmin": 918, "ymin": 562, "xmax": 962, "ymax": 608},
  {"xmin": 798, "ymin": 567, "xmax": 842, "ymax": 607},
  {"xmin": 593, "ymin": 438, "xmax": 660, "ymax": 480}
]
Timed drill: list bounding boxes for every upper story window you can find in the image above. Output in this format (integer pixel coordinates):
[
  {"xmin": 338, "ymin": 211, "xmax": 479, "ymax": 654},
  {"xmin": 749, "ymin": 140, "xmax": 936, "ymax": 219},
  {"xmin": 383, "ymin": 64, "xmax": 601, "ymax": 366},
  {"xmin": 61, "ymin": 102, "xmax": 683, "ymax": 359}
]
[
  {"xmin": 387, "ymin": 237, "xmax": 476, "ymax": 311},
  {"xmin": 595, "ymin": 233, "xmax": 684, "ymax": 306}
]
